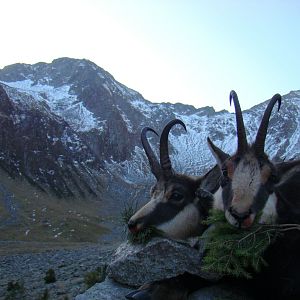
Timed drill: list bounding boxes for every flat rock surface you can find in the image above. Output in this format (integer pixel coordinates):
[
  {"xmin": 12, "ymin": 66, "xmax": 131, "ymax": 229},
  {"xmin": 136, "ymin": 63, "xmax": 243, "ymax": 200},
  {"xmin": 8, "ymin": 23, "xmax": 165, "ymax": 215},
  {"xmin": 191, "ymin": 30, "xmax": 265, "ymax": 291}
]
[{"xmin": 107, "ymin": 238, "xmax": 219, "ymax": 287}]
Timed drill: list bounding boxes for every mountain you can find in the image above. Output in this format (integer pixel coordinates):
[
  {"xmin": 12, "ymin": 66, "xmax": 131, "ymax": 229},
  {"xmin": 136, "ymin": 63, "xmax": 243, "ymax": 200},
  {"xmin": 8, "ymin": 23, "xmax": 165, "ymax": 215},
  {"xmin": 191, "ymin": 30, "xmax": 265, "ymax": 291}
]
[{"xmin": 0, "ymin": 58, "xmax": 299, "ymax": 241}]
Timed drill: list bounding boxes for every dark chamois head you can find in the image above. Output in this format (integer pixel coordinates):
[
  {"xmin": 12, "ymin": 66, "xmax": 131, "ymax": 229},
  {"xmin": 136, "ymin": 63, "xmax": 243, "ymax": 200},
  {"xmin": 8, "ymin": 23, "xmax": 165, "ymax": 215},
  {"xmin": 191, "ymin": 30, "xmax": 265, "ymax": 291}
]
[
  {"xmin": 128, "ymin": 119, "xmax": 216, "ymax": 239},
  {"xmin": 208, "ymin": 90, "xmax": 287, "ymax": 228}
]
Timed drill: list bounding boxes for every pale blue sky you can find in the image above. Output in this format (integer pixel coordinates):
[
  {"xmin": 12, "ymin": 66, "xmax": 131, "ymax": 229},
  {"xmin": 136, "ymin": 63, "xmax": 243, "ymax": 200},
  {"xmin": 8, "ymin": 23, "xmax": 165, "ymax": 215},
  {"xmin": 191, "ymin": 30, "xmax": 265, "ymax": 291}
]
[{"xmin": 1, "ymin": 0, "xmax": 299, "ymax": 111}]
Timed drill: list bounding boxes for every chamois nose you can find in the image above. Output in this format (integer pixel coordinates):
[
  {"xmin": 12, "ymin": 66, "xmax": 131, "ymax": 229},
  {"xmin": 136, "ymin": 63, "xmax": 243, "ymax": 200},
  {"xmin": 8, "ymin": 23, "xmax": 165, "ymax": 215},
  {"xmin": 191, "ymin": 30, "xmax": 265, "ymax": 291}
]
[
  {"xmin": 229, "ymin": 207, "xmax": 252, "ymax": 224},
  {"xmin": 128, "ymin": 219, "xmax": 139, "ymax": 233}
]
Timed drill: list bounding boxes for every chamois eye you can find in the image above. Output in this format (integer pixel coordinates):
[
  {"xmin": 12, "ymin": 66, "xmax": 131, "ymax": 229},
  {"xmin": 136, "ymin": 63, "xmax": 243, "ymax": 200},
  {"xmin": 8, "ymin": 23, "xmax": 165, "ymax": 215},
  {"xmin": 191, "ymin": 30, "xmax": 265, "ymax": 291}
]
[
  {"xmin": 220, "ymin": 168, "xmax": 230, "ymax": 187},
  {"xmin": 170, "ymin": 192, "xmax": 183, "ymax": 202},
  {"xmin": 222, "ymin": 168, "xmax": 228, "ymax": 177}
]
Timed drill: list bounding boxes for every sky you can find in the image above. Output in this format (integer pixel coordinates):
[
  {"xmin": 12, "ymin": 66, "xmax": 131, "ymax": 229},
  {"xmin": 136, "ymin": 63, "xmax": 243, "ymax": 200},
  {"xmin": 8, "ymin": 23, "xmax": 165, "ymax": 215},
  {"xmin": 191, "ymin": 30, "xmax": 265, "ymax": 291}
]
[{"xmin": 1, "ymin": 0, "xmax": 300, "ymax": 111}]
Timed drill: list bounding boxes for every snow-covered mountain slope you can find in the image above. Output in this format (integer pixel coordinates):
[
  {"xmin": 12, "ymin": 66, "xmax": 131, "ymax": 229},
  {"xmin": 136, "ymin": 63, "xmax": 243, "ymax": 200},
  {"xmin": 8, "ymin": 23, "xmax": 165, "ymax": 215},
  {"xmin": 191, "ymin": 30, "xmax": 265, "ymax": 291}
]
[
  {"xmin": 0, "ymin": 83, "xmax": 105, "ymax": 198},
  {"xmin": 0, "ymin": 58, "xmax": 299, "ymax": 200},
  {"xmin": 3, "ymin": 79, "xmax": 99, "ymax": 132},
  {"xmin": 109, "ymin": 93, "xmax": 300, "ymax": 186}
]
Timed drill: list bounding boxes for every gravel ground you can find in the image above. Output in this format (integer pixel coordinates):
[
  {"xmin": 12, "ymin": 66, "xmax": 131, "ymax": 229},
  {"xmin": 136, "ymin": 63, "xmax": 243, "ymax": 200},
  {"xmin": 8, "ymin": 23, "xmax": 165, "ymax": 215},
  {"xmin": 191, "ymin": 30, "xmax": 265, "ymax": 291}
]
[{"xmin": 0, "ymin": 242, "xmax": 119, "ymax": 300}]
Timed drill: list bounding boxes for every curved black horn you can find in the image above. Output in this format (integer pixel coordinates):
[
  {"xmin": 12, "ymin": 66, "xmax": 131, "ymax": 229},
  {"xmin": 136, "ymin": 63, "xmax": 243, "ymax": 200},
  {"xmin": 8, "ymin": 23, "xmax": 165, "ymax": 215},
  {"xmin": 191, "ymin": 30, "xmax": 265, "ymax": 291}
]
[
  {"xmin": 254, "ymin": 93, "xmax": 281, "ymax": 155},
  {"xmin": 141, "ymin": 127, "xmax": 161, "ymax": 180},
  {"xmin": 230, "ymin": 90, "xmax": 248, "ymax": 155},
  {"xmin": 160, "ymin": 119, "xmax": 187, "ymax": 177}
]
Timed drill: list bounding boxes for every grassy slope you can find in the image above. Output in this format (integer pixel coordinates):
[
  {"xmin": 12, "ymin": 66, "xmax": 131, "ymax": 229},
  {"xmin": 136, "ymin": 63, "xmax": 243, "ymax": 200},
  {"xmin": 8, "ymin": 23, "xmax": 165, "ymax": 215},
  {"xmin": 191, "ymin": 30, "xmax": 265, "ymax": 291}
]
[{"xmin": 0, "ymin": 169, "xmax": 111, "ymax": 245}]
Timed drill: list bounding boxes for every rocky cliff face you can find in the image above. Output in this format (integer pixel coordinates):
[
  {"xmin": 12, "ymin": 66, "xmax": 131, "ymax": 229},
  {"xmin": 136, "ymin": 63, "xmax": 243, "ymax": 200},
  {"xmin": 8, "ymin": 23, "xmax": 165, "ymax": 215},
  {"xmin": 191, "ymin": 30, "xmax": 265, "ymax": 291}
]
[
  {"xmin": 0, "ymin": 83, "xmax": 104, "ymax": 198},
  {"xmin": 0, "ymin": 58, "xmax": 299, "ymax": 201}
]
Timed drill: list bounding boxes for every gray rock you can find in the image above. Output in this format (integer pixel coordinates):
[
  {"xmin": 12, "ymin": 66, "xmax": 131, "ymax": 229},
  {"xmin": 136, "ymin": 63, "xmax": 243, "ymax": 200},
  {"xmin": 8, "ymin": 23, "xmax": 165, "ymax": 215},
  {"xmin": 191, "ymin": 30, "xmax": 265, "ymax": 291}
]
[
  {"xmin": 107, "ymin": 238, "xmax": 220, "ymax": 287},
  {"xmin": 75, "ymin": 238, "xmax": 253, "ymax": 300},
  {"xmin": 75, "ymin": 278, "xmax": 134, "ymax": 300}
]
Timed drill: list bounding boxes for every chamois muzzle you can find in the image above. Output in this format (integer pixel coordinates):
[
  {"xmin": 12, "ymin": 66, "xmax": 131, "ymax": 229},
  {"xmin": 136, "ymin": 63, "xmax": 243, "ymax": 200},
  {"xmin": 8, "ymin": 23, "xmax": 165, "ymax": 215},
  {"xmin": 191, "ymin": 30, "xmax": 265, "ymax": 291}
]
[
  {"xmin": 227, "ymin": 207, "xmax": 254, "ymax": 228},
  {"xmin": 127, "ymin": 219, "xmax": 143, "ymax": 234},
  {"xmin": 229, "ymin": 206, "xmax": 251, "ymax": 227}
]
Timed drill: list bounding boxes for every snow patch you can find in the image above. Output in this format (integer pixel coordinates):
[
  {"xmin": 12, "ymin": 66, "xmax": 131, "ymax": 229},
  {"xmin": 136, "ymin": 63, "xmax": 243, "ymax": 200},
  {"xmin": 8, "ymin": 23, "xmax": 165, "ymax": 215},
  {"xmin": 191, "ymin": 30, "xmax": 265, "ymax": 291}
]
[
  {"xmin": 1, "ymin": 79, "xmax": 100, "ymax": 132},
  {"xmin": 130, "ymin": 99, "xmax": 158, "ymax": 118}
]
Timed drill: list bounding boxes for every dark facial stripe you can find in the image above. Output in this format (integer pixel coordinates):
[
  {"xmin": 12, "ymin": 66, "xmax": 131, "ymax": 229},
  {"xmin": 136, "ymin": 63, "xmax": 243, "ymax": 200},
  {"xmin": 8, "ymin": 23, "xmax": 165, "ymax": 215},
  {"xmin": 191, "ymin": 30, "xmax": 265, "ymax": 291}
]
[
  {"xmin": 139, "ymin": 201, "xmax": 186, "ymax": 227},
  {"xmin": 251, "ymin": 185, "xmax": 270, "ymax": 213},
  {"xmin": 222, "ymin": 181, "xmax": 233, "ymax": 210}
]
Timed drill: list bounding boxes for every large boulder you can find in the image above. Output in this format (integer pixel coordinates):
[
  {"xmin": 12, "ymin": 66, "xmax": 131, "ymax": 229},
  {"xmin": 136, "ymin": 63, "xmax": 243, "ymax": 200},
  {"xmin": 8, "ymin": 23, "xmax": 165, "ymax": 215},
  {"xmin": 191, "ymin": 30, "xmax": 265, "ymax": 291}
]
[
  {"xmin": 107, "ymin": 237, "xmax": 219, "ymax": 287},
  {"xmin": 76, "ymin": 238, "xmax": 253, "ymax": 299}
]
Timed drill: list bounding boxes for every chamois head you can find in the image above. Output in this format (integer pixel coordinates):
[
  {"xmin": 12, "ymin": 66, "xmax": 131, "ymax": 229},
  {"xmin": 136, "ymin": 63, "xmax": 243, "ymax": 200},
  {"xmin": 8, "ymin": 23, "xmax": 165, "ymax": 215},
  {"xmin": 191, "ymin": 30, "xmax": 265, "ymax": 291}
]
[
  {"xmin": 128, "ymin": 119, "xmax": 215, "ymax": 239},
  {"xmin": 208, "ymin": 91, "xmax": 285, "ymax": 228}
]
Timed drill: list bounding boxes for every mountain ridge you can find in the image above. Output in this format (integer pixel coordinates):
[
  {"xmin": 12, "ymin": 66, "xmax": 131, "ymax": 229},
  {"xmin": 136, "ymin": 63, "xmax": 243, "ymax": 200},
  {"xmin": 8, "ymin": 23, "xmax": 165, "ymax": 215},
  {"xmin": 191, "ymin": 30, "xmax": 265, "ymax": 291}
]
[{"xmin": 0, "ymin": 57, "xmax": 299, "ymax": 199}]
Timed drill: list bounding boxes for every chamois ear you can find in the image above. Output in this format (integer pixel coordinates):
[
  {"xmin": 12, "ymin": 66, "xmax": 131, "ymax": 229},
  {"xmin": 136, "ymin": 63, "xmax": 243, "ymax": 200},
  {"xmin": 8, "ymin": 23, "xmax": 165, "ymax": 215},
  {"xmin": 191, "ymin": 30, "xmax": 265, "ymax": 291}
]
[
  {"xmin": 207, "ymin": 137, "xmax": 230, "ymax": 167},
  {"xmin": 198, "ymin": 165, "xmax": 221, "ymax": 194},
  {"xmin": 275, "ymin": 160, "xmax": 300, "ymax": 178}
]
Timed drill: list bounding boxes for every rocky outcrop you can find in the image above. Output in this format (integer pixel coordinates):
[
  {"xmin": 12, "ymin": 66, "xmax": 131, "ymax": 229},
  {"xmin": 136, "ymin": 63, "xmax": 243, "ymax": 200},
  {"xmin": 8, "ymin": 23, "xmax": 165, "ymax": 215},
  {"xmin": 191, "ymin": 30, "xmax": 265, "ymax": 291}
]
[
  {"xmin": 107, "ymin": 238, "xmax": 219, "ymax": 287},
  {"xmin": 0, "ymin": 83, "xmax": 105, "ymax": 198},
  {"xmin": 76, "ymin": 238, "xmax": 252, "ymax": 300}
]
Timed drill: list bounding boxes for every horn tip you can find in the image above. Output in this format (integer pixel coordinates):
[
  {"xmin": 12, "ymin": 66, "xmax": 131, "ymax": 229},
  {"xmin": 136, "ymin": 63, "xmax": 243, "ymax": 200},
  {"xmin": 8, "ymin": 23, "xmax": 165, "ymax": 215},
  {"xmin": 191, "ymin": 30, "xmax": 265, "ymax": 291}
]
[
  {"xmin": 229, "ymin": 90, "xmax": 237, "ymax": 106},
  {"xmin": 273, "ymin": 93, "xmax": 282, "ymax": 111}
]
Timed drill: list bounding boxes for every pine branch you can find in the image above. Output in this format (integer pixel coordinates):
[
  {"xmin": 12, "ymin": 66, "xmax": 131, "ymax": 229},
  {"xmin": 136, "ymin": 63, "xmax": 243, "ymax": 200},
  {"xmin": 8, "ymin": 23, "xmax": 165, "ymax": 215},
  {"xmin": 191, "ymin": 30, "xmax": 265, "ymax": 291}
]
[{"xmin": 201, "ymin": 209, "xmax": 299, "ymax": 279}]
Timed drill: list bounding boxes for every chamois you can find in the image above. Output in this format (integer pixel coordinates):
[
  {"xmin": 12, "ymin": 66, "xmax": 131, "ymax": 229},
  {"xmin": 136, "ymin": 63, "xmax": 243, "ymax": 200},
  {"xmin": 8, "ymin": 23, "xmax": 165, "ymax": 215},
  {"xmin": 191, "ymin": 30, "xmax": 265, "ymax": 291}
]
[
  {"xmin": 128, "ymin": 119, "xmax": 220, "ymax": 239},
  {"xmin": 207, "ymin": 90, "xmax": 300, "ymax": 298},
  {"xmin": 208, "ymin": 90, "xmax": 300, "ymax": 228},
  {"xmin": 126, "ymin": 119, "xmax": 220, "ymax": 300}
]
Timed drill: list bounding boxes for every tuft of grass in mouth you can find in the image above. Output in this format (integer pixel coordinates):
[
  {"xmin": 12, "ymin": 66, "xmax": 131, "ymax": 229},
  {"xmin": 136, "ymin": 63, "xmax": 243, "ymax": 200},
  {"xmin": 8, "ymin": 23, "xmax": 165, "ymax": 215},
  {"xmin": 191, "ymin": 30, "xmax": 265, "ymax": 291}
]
[
  {"xmin": 127, "ymin": 225, "xmax": 161, "ymax": 244},
  {"xmin": 121, "ymin": 200, "xmax": 139, "ymax": 227},
  {"xmin": 121, "ymin": 201, "xmax": 163, "ymax": 244}
]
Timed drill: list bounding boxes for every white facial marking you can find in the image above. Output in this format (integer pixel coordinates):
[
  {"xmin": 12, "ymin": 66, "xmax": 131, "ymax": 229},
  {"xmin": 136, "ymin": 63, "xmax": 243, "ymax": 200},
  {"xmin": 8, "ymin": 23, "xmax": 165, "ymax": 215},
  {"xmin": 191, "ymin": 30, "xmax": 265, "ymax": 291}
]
[
  {"xmin": 259, "ymin": 193, "xmax": 278, "ymax": 224},
  {"xmin": 213, "ymin": 187, "xmax": 224, "ymax": 211},
  {"xmin": 129, "ymin": 190, "xmax": 164, "ymax": 221},
  {"xmin": 157, "ymin": 203, "xmax": 200, "ymax": 240},
  {"xmin": 232, "ymin": 155, "xmax": 261, "ymax": 213}
]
